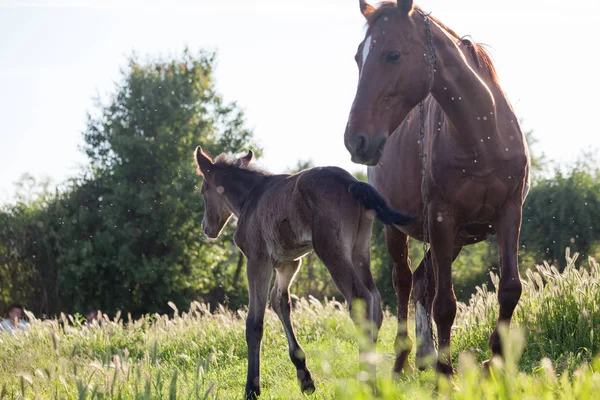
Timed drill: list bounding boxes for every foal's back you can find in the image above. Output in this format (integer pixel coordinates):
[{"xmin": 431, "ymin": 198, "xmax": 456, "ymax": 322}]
[{"xmin": 235, "ymin": 166, "xmax": 361, "ymax": 261}]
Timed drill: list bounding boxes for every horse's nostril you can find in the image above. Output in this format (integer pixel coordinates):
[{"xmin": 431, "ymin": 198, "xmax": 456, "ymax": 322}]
[{"xmin": 355, "ymin": 134, "xmax": 368, "ymax": 155}]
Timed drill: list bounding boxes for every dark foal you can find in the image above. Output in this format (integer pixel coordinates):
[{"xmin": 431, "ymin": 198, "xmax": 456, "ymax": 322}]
[{"xmin": 194, "ymin": 147, "xmax": 415, "ymax": 399}]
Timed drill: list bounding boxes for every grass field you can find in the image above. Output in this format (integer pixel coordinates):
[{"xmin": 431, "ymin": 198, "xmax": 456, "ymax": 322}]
[{"xmin": 1, "ymin": 250, "xmax": 600, "ymax": 399}]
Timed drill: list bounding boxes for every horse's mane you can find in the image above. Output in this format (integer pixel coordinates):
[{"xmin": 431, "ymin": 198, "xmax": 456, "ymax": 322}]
[
  {"xmin": 365, "ymin": 2, "xmax": 500, "ymax": 87},
  {"xmin": 213, "ymin": 153, "xmax": 272, "ymax": 176}
]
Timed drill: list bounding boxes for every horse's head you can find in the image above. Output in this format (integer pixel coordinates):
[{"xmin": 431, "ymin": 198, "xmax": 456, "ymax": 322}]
[
  {"xmin": 194, "ymin": 147, "xmax": 254, "ymax": 239},
  {"xmin": 344, "ymin": 0, "xmax": 432, "ymax": 165}
]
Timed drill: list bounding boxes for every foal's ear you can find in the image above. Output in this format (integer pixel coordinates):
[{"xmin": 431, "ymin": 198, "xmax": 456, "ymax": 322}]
[
  {"xmin": 194, "ymin": 146, "xmax": 214, "ymax": 175},
  {"xmin": 397, "ymin": 0, "xmax": 414, "ymax": 15},
  {"xmin": 359, "ymin": 0, "xmax": 375, "ymax": 18},
  {"xmin": 238, "ymin": 149, "xmax": 254, "ymax": 167}
]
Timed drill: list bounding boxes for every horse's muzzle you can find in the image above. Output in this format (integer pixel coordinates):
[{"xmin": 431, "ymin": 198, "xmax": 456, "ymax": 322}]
[{"xmin": 346, "ymin": 132, "xmax": 387, "ymax": 166}]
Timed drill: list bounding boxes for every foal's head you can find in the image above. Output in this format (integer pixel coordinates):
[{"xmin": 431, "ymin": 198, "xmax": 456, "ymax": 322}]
[
  {"xmin": 194, "ymin": 147, "xmax": 254, "ymax": 239},
  {"xmin": 345, "ymin": 0, "xmax": 432, "ymax": 165}
]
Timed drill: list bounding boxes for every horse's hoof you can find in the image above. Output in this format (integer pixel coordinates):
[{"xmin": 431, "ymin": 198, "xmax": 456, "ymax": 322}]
[
  {"xmin": 301, "ymin": 379, "xmax": 316, "ymax": 394},
  {"xmin": 393, "ymin": 351, "xmax": 414, "ymax": 375},
  {"xmin": 415, "ymin": 354, "xmax": 436, "ymax": 371},
  {"xmin": 392, "ymin": 362, "xmax": 415, "ymax": 377},
  {"xmin": 482, "ymin": 359, "xmax": 491, "ymax": 374},
  {"xmin": 482, "ymin": 356, "xmax": 502, "ymax": 376},
  {"xmin": 245, "ymin": 386, "xmax": 260, "ymax": 399},
  {"xmin": 435, "ymin": 361, "xmax": 455, "ymax": 377}
]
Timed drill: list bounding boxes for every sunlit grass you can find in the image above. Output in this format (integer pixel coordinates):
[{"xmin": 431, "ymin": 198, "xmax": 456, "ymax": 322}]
[{"xmin": 1, "ymin": 251, "xmax": 600, "ymax": 399}]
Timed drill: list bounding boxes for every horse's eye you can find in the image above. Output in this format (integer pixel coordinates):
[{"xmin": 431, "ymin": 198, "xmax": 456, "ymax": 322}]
[{"xmin": 386, "ymin": 51, "xmax": 401, "ymax": 63}]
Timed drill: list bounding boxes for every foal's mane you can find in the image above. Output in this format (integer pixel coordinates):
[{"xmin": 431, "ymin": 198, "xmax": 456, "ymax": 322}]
[
  {"xmin": 213, "ymin": 154, "xmax": 272, "ymax": 176},
  {"xmin": 365, "ymin": 2, "xmax": 500, "ymax": 87}
]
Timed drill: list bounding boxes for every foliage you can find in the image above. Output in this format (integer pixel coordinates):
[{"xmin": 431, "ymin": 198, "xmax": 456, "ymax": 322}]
[
  {"xmin": 455, "ymin": 249, "xmax": 600, "ymax": 372},
  {"xmin": 0, "ymin": 49, "xmax": 260, "ymax": 317},
  {"xmin": 521, "ymin": 154, "xmax": 600, "ymax": 267},
  {"xmin": 1, "ymin": 251, "xmax": 599, "ymax": 399}
]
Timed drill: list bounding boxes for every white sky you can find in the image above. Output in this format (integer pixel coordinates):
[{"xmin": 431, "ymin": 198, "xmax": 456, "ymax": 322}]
[{"xmin": 1, "ymin": 0, "xmax": 599, "ymax": 204}]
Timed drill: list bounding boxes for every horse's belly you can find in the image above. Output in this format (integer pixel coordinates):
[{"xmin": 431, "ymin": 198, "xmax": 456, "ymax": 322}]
[{"xmin": 457, "ymin": 223, "xmax": 495, "ymax": 245}]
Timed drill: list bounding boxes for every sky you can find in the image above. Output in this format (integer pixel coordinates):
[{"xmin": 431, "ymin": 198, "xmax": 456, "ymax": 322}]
[{"xmin": 1, "ymin": 0, "xmax": 600, "ymax": 204}]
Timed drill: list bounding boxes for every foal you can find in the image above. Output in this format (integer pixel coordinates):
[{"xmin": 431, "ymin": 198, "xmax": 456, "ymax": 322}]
[{"xmin": 194, "ymin": 147, "xmax": 415, "ymax": 398}]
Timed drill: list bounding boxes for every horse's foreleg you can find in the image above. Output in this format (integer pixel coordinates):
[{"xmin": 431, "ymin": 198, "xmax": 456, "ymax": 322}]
[
  {"xmin": 428, "ymin": 202, "xmax": 457, "ymax": 378},
  {"xmin": 271, "ymin": 260, "xmax": 315, "ymax": 394},
  {"xmin": 245, "ymin": 258, "xmax": 272, "ymax": 399},
  {"xmin": 383, "ymin": 226, "xmax": 414, "ymax": 374},
  {"xmin": 413, "ymin": 245, "xmax": 462, "ymax": 370},
  {"xmin": 312, "ymin": 218, "xmax": 377, "ymax": 382},
  {"xmin": 485, "ymin": 198, "xmax": 523, "ymax": 369},
  {"xmin": 411, "ymin": 248, "xmax": 437, "ymax": 371}
]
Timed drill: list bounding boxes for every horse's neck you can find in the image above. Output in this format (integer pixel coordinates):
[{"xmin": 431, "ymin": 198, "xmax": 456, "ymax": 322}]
[
  {"xmin": 221, "ymin": 169, "xmax": 267, "ymax": 216},
  {"xmin": 428, "ymin": 21, "xmax": 518, "ymax": 161}
]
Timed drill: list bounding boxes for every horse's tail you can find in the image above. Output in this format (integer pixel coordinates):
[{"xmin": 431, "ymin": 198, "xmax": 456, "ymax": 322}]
[{"xmin": 348, "ymin": 181, "xmax": 416, "ymax": 226}]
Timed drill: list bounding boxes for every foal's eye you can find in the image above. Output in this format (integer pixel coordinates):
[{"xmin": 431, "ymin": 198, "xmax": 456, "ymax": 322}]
[{"xmin": 386, "ymin": 51, "xmax": 401, "ymax": 63}]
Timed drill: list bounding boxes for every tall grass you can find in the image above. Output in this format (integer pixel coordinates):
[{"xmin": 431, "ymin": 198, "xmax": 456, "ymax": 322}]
[{"xmin": 1, "ymin": 251, "xmax": 599, "ymax": 399}]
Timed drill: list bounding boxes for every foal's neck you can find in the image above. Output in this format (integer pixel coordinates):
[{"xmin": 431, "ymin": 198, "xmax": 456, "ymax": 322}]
[
  {"xmin": 427, "ymin": 19, "xmax": 518, "ymax": 160},
  {"xmin": 218, "ymin": 167, "xmax": 268, "ymax": 216}
]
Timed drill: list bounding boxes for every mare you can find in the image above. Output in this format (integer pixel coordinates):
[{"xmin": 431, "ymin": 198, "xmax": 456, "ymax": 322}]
[
  {"xmin": 343, "ymin": 0, "xmax": 531, "ymax": 377},
  {"xmin": 194, "ymin": 147, "xmax": 415, "ymax": 398}
]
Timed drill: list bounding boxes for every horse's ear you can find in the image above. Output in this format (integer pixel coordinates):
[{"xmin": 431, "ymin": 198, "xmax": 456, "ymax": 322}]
[
  {"xmin": 238, "ymin": 149, "xmax": 254, "ymax": 167},
  {"xmin": 359, "ymin": 0, "xmax": 375, "ymax": 19},
  {"xmin": 194, "ymin": 146, "xmax": 213, "ymax": 175},
  {"xmin": 397, "ymin": 0, "xmax": 413, "ymax": 15}
]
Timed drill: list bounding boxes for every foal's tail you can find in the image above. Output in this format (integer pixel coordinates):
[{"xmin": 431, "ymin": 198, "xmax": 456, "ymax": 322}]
[{"xmin": 348, "ymin": 182, "xmax": 416, "ymax": 226}]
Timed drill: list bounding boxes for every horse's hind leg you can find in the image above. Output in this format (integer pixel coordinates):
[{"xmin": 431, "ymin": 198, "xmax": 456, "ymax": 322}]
[
  {"xmin": 352, "ymin": 214, "xmax": 383, "ymax": 341},
  {"xmin": 312, "ymin": 218, "xmax": 377, "ymax": 380},
  {"xmin": 383, "ymin": 226, "xmax": 413, "ymax": 374},
  {"xmin": 271, "ymin": 260, "xmax": 315, "ymax": 394},
  {"xmin": 351, "ymin": 214, "xmax": 384, "ymax": 387},
  {"xmin": 484, "ymin": 198, "xmax": 523, "ymax": 370}
]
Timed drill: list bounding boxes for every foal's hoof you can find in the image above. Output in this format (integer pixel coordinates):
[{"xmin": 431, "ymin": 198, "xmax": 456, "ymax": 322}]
[
  {"xmin": 482, "ymin": 356, "xmax": 502, "ymax": 376},
  {"xmin": 301, "ymin": 379, "xmax": 316, "ymax": 394},
  {"xmin": 482, "ymin": 359, "xmax": 491, "ymax": 375},
  {"xmin": 245, "ymin": 389, "xmax": 260, "ymax": 400}
]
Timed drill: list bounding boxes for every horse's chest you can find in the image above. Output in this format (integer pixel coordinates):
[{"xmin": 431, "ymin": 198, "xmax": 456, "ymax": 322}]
[{"xmin": 434, "ymin": 173, "xmax": 511, "ymax": 223}]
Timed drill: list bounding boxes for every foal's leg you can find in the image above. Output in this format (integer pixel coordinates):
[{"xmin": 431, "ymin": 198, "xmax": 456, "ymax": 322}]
[
  {"xmin": 352, "ymin": 215, "xmax": 384, "ymax": 340},
  {"xmin": 428, "ymin": 202, "xmax": 458, "ymax": 377},
  {"xmin": 484, "ymin": 197, "xmax": 523, "ymax": 369},
  {"xmin": 312, "ymin": 218, "xmax": 377, "ymax": 378},
  {"xmin": 383, "ymin": 226, "xmax": 414, "ymax": 374},
  {"xmin": 412, "ymin": 246, "xmax": 462, "ymax": 370},
  {"xmin": 352, "ymin": 215, "xmax": 384, "ymax": 386},
  {"xmin": 245, "ymin": 257, "xmax": 273, "ymax": 399},
  {"xmin": 270, "ymin": 260, "xmax": 315, "ymax": 394}
]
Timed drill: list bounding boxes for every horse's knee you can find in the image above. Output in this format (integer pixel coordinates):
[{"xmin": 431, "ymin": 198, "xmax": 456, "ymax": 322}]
[
  {"xmin": 368, "ymin": 288, "xmax": 383, "ymax": 328},
  {"xmin": 246, "ymin": 318, "xmax": 264, "ymax": 343},
  {"xmin": 411, "ymin": 266, "xmax": 432, "ymax": 305},
  {"xmin": 433, "ymin": 290, "xmax": 456, "ymax": 328},
  {"xmin": 498, "ymin": 277, "xmax": 522, "ymax": 318},
  {"xmin": 270, "ymin": 287, "xmax": 279, "ymax": 313}
]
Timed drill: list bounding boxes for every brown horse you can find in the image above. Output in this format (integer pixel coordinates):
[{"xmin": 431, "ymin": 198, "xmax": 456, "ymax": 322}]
[
  {"xmin": 193, "ymin": 147, "xmax": 415, "ymax": 398},
  {"xmin": 343, "ymin": 0, "xmax": 531, "ymax": 377}
]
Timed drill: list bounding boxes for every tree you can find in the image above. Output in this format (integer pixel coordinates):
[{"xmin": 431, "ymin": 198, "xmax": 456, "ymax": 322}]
[
  {"xmin": 0, "ymin": 49, "xmax": 261, "ymax": 317},
  {"xmin": 521, "ymin": 152, "xmax": 600, "ymax": 267}
]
